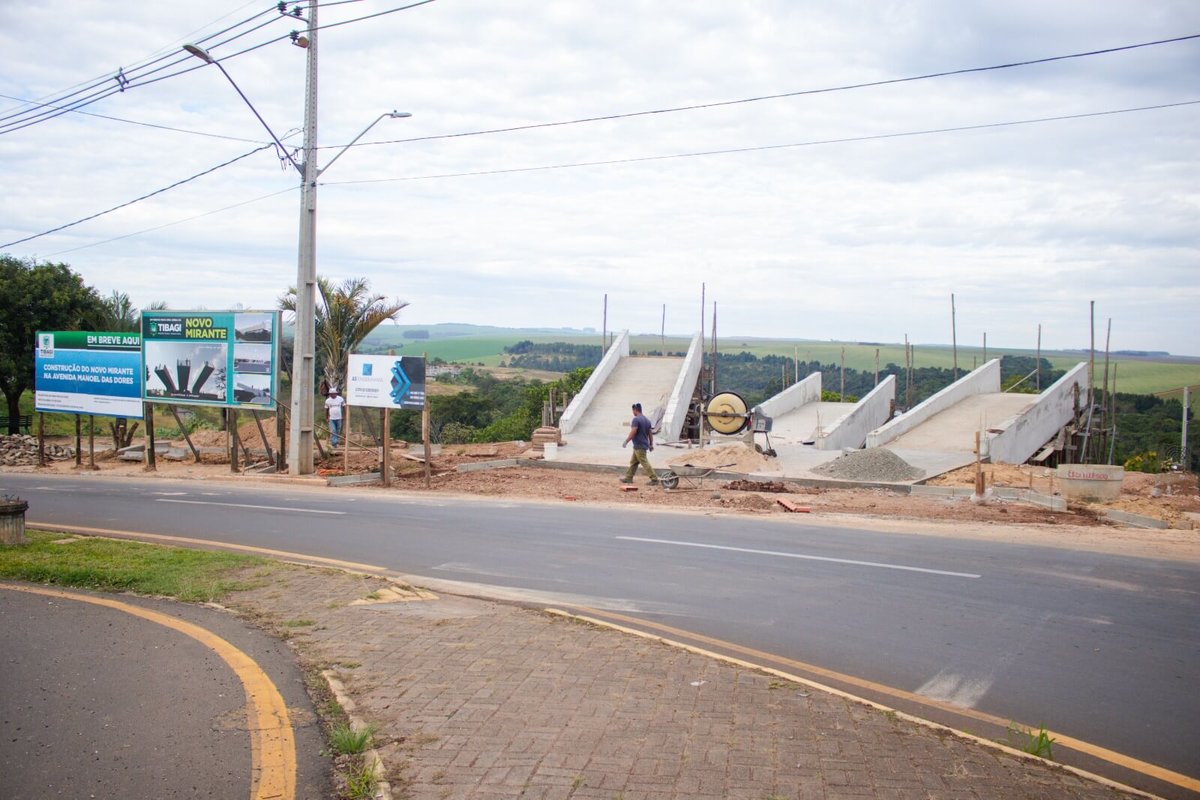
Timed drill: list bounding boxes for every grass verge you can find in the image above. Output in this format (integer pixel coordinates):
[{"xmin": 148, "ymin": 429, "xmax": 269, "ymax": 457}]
[{"xmin": 0, "ymin": 529, "xmax": 268, "ymax": 602}]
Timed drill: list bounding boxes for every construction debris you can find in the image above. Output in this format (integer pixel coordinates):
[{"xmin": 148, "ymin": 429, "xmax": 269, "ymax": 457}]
[{"xmin": 0, "ymin": 435, "xmax": 74, "ymax": 466}]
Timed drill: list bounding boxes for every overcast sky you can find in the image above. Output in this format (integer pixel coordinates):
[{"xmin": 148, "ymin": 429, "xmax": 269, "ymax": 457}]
[{"xmin": 2, "ymin": 1, "xmax": 1197, "ymax": 355}]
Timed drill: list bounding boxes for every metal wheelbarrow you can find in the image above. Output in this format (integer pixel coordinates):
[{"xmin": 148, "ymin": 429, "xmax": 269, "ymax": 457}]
[{"xmin": 658, "ymin": 463, "xmax": 736, "ymax": 491}]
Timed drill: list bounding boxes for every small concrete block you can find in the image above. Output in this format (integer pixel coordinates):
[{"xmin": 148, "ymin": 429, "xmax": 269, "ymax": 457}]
[{"xmin": 619, "ymin": 485, "xmax": 638, "ymax": 492}]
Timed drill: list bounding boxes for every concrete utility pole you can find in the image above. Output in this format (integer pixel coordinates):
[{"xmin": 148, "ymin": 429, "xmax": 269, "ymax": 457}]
[
  {"xmin": 1184, "ymin": 386, "xmax": 1191, "ymax": 467},
  {"xmin": 290, "ymin": 0, "xmax": 320, "ymax": 475}
]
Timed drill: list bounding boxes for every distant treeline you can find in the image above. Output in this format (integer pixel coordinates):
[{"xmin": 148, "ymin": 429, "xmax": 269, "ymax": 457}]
[
  {"xmin": 709, "ymin": 352, "xmax": 1064, "ymax": 408},
  {"xmin": 501, "ymin": 340, "xmax": 602, "ymax": 372}
]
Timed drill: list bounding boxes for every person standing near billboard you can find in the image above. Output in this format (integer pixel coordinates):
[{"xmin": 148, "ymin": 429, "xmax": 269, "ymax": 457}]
[{"xmin": 325, "ymin": 387, "xmax": 346, "ymax": 447}]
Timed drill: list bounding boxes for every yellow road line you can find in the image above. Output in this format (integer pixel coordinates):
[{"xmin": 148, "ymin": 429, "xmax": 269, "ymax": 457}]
[
  {"xmin": 558, "ymin": 606, "xmax": 1198, "ymax": 796},
  {"xmin": 4, "ymin": 583, "xmax": 296, "ymax": 800},
  {"xmin": 27, "ymin": 521, "xmax": 387, "ymax": 574}
]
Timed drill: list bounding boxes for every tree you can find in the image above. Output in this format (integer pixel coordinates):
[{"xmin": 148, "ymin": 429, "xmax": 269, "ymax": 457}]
[
  {"xmin": 0, "ymin": 256, "xmax": 102, "ymax": 433},
  {"xmin": 279, "ymin": 276, "xmax": 408, "ymax": 392},
  {"xmin": 85, "ymin": 291, "xmax": 169, "ymax": 332}
]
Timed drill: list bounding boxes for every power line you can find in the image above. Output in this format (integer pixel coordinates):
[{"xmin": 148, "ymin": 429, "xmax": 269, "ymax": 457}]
[
  {"xmin": 0, "ymin": 3, "xmax": 283, "ymax": 128},
  {"xmin": 322, "ymin": 100, "xmax": 1200, "ymax": 188},
  {"xmin": 15, "ymin": 97, "xmax": 1194, "ymax": 255},
  {"xmin": 44, "ymin": 187, "xmax": 297, "ymax": 257},
  {"xmin": 356, "ymin": 33, "xmax": 1200, "ymax": 151},
  {"xmin": 0, "ymin": 144, "xmax": 275, "ymax": 249},
  {"xmin": 0, "ymin": 1, "xmax": 440, "ymax": 137}
]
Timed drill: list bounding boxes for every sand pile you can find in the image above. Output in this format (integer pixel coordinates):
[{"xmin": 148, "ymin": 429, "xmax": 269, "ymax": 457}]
[
  {"xmin": 812, "ymin": 448, "xmax": 925, "ymax": 482},
  {"xmin": 667, "ymin": 443, "xmax": 772, "ymax": 473}
]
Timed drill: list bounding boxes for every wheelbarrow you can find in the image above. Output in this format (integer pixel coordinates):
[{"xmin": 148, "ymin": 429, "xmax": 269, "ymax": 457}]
[{"xmin": 658, "ymin": 463, "xmax": 736, "ymax": 491}]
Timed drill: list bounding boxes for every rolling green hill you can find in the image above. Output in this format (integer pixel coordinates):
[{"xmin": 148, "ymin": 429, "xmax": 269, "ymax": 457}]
[{"xmin": 356, "ymin": 327, "xmax": 1200, "ymax": 400}]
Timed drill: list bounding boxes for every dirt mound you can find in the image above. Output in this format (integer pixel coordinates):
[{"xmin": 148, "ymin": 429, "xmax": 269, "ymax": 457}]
[
  {"xmin": 718, "ymin": 493, "xmax": 777, "ymax": 511},
  {"xmin": 813, "ymin": 448, "xmax": 925, "ymax": 482},
  {"xmin": 667, "ymin": 443, "xmax": 772, "ymax": 473},
  {"xmin": 725, "ymin": 480, "xmax": 790, "ymax": 493}
]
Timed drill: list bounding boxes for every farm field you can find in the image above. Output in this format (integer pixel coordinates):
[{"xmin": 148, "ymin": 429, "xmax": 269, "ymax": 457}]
[{"xmin": 364, "ymin": 327, "xmax": 1199, "ymax": 400}]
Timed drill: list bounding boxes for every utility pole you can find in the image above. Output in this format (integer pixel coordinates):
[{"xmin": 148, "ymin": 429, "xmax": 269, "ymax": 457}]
[
  {"xmin": 1184, "ymin": 386, "xmax": 1191, "ymax": 469},
  {"xmin": 289, "ymin": 0, "xmax": 320, "ymax": 475},
  {"xmin": 951, "ymin": 293, "xmax": 958, "ymax": 381}
]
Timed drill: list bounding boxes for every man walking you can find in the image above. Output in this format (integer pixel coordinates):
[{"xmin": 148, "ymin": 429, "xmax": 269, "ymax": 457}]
[
  {"xmin": 621, "ymin": 402, "xmax": 658, "ymax": 485},
  {"xmin": 325, "ymin": 386, "xmax": 346, "ymax": 448}
]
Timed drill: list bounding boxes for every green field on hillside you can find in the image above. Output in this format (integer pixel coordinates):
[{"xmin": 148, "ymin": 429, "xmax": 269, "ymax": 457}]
[{"xmin": 360, "ymin": 329, "xmax": 1200, "ymax": 399}]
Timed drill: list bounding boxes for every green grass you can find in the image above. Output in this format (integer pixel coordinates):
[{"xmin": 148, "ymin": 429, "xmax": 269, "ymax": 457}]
[
  {"xmin": 1008, "ymin": 723, "xmax": 1056, "ymax": 760},
  {"xmin": 0, "ymin": 529, "xmax": 267, "ymax": 602},
  {"xmin": 328, "ymin": 722, "xmax": 377, "ymax": 755}
]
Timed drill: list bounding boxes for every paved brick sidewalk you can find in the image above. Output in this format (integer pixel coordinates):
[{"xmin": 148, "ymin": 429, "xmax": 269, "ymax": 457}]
[{"xmin": 229, "ymin": 566, "xmax": 1139, "ymax": 800}]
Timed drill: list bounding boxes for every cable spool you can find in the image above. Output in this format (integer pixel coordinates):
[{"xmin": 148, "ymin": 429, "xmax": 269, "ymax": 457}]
[{"xmin": 705, "ymin": 392, "xmax": 750, "ymax": 435}]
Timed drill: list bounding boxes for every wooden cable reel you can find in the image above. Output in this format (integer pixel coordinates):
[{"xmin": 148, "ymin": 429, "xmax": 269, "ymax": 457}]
[{"xmin": 705, "ymin": 391, "xmax": 750, "ymax": 435}]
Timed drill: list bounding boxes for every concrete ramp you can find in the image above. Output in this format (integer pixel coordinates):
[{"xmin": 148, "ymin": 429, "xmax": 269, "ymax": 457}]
[
  {"xmin": 866, "ymin": 360, "xmax": 1089, "ymax": 474},
  {"xmin": 885, "ymin": 393, "xmax": 1037, "ymax": 453},
  {"xmin": 557, "ymin": 330, "xmax": 698, "ymax": 465}
]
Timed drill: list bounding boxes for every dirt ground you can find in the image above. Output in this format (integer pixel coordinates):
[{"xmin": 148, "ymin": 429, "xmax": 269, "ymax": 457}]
[{"xmin": 8, "ymin": 420, "xmax": 1200, "ymax": 563}]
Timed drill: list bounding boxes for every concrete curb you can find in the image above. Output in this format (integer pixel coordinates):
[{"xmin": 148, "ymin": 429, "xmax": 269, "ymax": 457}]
[
  {"xmin": 1103, "ymin": 509, "xmax": 1170, "ymax": 529},
  {"xmin": 911, "ymin": 484, "xmax": 1068, "ymax": 512},
  {"xmin": 322, "ymin": 670, "xmax": 394, "ymax": 800}
]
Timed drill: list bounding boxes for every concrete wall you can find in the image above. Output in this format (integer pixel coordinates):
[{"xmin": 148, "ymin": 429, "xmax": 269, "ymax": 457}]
[
  {"xmin": 819, "ymin": 375, "xmax": 896, "ymax": 450},
  {"xmin": 559, "ymin": 330, "xmax": 629, "ymax": 435},
  {"xmin": 758, "ymin": 373, "xmax": 822, "ymax": 420},
  {"xmin": 660, "ymin": 332, "xmax": 704, "ymax": 443},
  {"xmin": 866, "ymin": 359, "xmax": 1001, "ymax": 448},
  {"xmin": 986, "ymin": 362, "xmax": 1088, "ymax": 464}
]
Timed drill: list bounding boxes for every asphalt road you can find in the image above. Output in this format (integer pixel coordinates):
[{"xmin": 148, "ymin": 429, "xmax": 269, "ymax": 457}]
[
  {"xmin": 0, "ymin": 581, "xmax": 329, "ymax": 799},
  {"xmin": 6, "ymin": 472, "xmax": 1198, "ymax": 789}
]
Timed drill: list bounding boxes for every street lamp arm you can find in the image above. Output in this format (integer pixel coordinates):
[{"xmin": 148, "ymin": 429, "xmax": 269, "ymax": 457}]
[
  {"xmin": 182, "ymin": 44, "xmax": 303, "ymax": 176},
  {"xmin": 316, "ymin": 111, "xmax": 412, "ymax": 178}
]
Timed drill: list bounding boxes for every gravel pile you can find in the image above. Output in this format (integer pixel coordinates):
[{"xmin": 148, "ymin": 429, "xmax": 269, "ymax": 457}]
[
  {"xmin": 0, "ymin": 434, "xmax": 74, "ymax": 466},
  {"xmin": 812, "ymin": 447, "xmax": 925, "ymax": 482}
]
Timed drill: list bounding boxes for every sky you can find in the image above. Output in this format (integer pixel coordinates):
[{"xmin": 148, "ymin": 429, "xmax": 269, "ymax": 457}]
[{"xmin": 2, "ymin": 1, "xmax": 1198, "ymax": 355}]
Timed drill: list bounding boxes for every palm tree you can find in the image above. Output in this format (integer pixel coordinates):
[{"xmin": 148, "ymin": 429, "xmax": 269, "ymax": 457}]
[
  {"xmin": 87, "ymin": 292, "xmax": 169, "ymax": 332},
  {"xmin": 280, "ymin": 276, "xmax": 408, "ymax": 392}
]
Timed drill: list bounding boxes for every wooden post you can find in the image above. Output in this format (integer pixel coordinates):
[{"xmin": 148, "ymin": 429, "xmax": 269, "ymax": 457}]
[
  {"xmin": 88, "ymin": 415, "xmax": 96, "ymax": 470},
  {"xmin": 75, "ymin": 415, "xmax": 82, "ymax": 467},
  {"xmin": 276, "ymin": 405, "xmax": 286, "ymax": 473},
  {"xmin": 169, "ymin": 405, "xmax": 201, "ymax": 462},
  {"xmin": 974, "ymin": 431, "xmax": 985, "ymax": 497},
  {"xmin": 230, "ymin": 409, "xmax": 239, "ymax": 473},
  {"xmin": 711, "ymin": 301, "xmax": 717, "ymax": 395},
  {"xmin": 145, "ymin": 403, "xmax": 157, "ymax": 471},
  {"xmin": 840, "ymin": 347, "xmax": 845, "ymax": 401},
  {"xmin": 252, "ymin": 410, "xmax": 274, "ymax": 465},
  {"xmin": 382, "ymin": 408, "xmax": 391, "ymax": 487},
  {"xmin": 37, "ymin": 412, "xmax": 45, "ymax": 468},
  {"xmin": 343, "ymin": 403, "xmax": 350, "ymax": 475}
]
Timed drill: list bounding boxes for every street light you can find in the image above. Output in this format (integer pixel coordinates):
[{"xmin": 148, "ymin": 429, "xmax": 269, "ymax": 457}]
[{"xmin": 182, "ymin": 35, "xmax": 409, "ymax": 475}]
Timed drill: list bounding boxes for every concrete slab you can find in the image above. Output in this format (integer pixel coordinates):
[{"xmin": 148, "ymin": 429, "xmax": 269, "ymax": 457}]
[
  {"xmin": 557, "ymin": 355, "xmax": 684, "ymax": 466},
  {"xmin": 769, "ymin": 401, "xmax": 856, "ymax": 445},
  {"xmin": 886, "ymin": 393, "xmax": 1036, "ymax": 454}
]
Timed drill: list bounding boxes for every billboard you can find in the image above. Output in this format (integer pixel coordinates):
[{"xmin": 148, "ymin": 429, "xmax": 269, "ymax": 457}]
[
  {"xmin": 34, "ymin": 331, "xmax": 144, "ymax": 418},
  {"xmin": 346, "ymin": 354, "xmax": 426, "ymax": 410},
  {"xmin": 141, "ymin": 310, "xmax": 279, "ymax": 408}
]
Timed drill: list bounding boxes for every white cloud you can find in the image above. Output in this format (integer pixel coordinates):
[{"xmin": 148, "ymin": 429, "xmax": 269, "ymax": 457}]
[{"xmin": 2, "ymin": 0, "xmax": 1198, "ymax": 354}]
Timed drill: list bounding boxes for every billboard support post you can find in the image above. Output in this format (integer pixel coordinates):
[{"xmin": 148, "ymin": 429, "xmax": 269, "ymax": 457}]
[
  {"xmin": 382, "ymin": 408, "xmax": 391, "ymax": 487},
  {"xmin": 230, "ymin": 409, "xmax": 240, "ymax": 473},
  {"xmin": 144, "ymin": 403, "xmax": 157, "ymax": 471}
]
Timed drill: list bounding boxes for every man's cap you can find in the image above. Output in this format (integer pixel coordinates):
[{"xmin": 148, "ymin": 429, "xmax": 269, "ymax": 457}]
[{"xmin": 329, "ymin": 386, "xmax": 339, "ymax": 393}]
